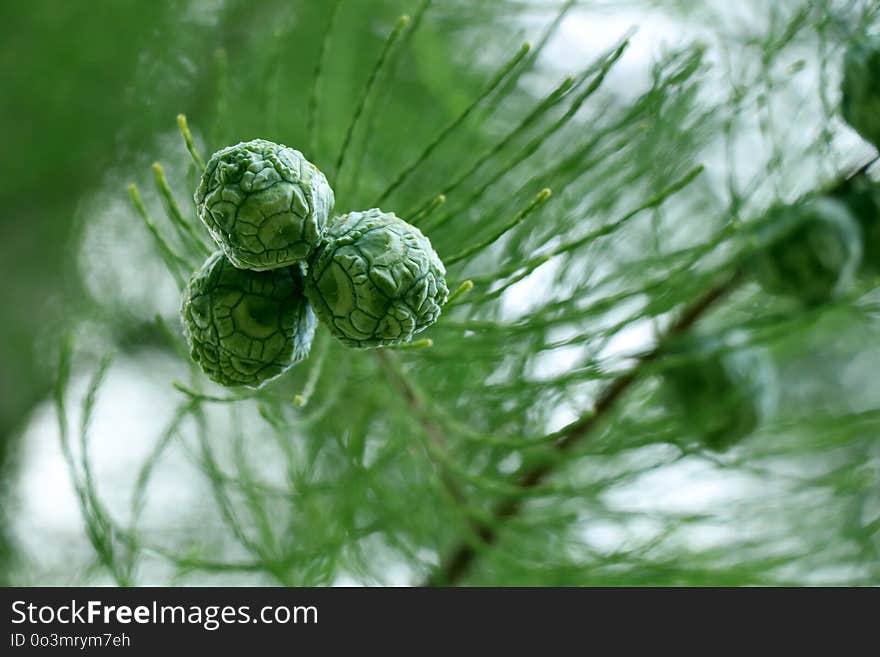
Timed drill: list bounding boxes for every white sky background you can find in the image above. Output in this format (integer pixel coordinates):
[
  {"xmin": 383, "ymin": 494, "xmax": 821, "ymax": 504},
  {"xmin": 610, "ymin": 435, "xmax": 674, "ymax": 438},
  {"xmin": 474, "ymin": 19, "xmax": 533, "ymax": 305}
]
[{"xmin": 10, "ymin": 0, "xmax": 877, "ymax": 585}]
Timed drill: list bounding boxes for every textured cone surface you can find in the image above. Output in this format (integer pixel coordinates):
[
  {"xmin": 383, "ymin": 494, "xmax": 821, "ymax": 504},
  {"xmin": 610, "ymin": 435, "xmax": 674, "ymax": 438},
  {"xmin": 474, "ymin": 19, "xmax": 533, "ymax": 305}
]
[
  {"xmin": 181, "ymin": 252, "xmax": 317, "ymax": 387},
  {"xmin": 195, "ymin": 139, "xmax": 334, "ymax": 270},
  {"xmin": 842, "ymin": 36, "xmax": 880, "ymax": 148},
  {"xmin": 752, "ymin": 197, "xmax": 863, "ymax": 306},
  {"xmin": 305, "ymin": 209, "xmax": 448, "ymax": 348}
]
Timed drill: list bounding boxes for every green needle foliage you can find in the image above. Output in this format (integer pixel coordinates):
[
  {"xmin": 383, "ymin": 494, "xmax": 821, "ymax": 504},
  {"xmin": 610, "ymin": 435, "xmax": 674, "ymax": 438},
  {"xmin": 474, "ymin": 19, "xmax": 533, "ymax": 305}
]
[{"xmin": 22, "ymin": 0, "xmax": 880, "ymax": 586}]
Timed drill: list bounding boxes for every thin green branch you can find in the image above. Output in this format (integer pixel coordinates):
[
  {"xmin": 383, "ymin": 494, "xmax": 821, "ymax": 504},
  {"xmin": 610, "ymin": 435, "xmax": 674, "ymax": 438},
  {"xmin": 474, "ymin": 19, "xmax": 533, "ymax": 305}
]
[
  {"xmin": 425, "ymin": 267, "xmax": 744, "ymax": 586},
  {"xmin": 129, "ymin": 401, "xmax": 194, "ymax": 530},
  {"xmin": 385, "ymin": 338, "xmax": 433, "ymax": 350},
  {"xmin": 462, "ymin": 165, "xmax": 704, "ymax": 293},
  {"xmin": 55, "ymin": 342, "xmax": 129, "ymax": 585},
  {"xmin": 422, "ymin": 37, "xmax": 630, "ymax": 230},
  {"xmin": 410, "ymin": 194, "xmax": 445, "ymax": 225},
  {"xmin": 307, "ymin": 0, "xmax": 340, "ymax": 159},
  {"xmin": 413, "ymin": 74, "xmax": 575, "ymax": 224},
  {"xmin": 295, "ymin": 330, "xmax": 329, "ymax": 407},
  {"xmin": 374, "ymin": 42, "xmax": 532, "ymax": 206},
  {"xmin": 444, "ymin": 188, "xmax": 552, "ymax": 265},
  {"xmin": 375, "ymin": 350, "xmax": 471, "ymax": 513},
  {"xmin": 445, "ymin": 279, "xmax": 474, "ymax": 305},
  {"xmin": 151, "ymin": 162, "xmax": 211, "ymax": 257},
  {"xmin": 231, "ymin": 407, "xmax": 282, "ymax": 569},
  {"xmin": 127, "ymin": 183, "xmax": 189, "ymax": 287},
  {"xmin": 334, "ymin": 14, "xmax": 411, "ymax": 182},
  {"xmin": 191, "ymin": 404, "xmax": 285, "ymax": 582},
  {"xmin": 350, "ymin": 0, "xmax": 433, "ymax": 201},
  {"xmin": 176, "ymin": 113, "xmax": 206, "ymax": 171},
  {"xmin": 482, "ymin": 0, "xmax": 575, "ymax": 116}
]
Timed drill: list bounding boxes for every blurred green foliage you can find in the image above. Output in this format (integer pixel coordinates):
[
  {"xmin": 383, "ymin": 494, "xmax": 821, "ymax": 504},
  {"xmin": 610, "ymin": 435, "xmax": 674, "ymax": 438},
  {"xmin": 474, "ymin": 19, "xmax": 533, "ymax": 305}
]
[{"xmin": 2, "ymin": 0, "xmax": 880, "ymax": 586}]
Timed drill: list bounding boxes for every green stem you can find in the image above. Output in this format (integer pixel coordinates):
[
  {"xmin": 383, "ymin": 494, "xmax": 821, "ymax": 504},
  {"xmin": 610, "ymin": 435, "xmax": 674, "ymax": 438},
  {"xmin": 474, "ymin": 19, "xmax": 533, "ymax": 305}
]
[
  {"xmin": 177, "ymin": 114, "xmax": 206, "ymax": 171},
  {"xmin": 444, "ymin": 188, "xmax": 552, "ymax": 266},
  {"xmin": 374, "ymin": 42, "xmax": 531, "ymax": 206},
  {"xmin": 334, "ymin": 14, "xmax": 410, "ymax": 183},
  {"xmin": 307, "ymin": 0, "xmax": 340, "ymax": 159},
  {"xmin": 127, "ymin": 183, "xmax": 188, "ymax": 288},
  {"xmin": 151, "ymin": 163, "xmax": 211, "ymax": 257}
]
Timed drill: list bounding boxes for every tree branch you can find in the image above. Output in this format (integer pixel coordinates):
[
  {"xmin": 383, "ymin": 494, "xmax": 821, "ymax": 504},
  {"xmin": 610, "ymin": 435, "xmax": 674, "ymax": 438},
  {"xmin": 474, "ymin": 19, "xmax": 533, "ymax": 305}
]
[
  {"xmin": 423, "ymin": 158, "xmax": 876, "ymax": 586},
  {"xmin": 424, "ymin": 268, "xmax": 744, "ymax": 585},
  {"xmin": 376, "ymin": 349, "xmax": 469, "ymax": 507}
]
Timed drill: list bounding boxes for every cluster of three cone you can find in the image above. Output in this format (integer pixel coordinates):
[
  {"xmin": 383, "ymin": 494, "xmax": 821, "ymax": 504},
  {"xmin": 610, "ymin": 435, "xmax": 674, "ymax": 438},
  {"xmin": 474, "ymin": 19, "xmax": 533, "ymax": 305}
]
[{"xmin": 181, "ymin": 139, "xmax": 448, "ymax": 388}]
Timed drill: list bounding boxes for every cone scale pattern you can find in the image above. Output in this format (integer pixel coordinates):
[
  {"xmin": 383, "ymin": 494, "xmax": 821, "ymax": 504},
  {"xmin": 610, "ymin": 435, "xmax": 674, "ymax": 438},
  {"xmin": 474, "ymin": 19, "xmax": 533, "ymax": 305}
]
[
  {"xmin": 305, "ymin": 209, "xmax": 448, "ymax": 348},
  {"xmin": 195, "ymin": 139, "xmax": 334, "ymax": 271},
  {"xmin": 181, "ymin": 252, "xmax": 316, "ymax": 388}
]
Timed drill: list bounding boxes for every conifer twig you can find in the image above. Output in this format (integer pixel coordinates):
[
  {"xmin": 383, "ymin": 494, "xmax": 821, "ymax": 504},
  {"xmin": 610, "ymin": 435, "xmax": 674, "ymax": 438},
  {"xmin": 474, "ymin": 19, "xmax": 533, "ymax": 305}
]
[
  {"xmin": 424, "ymin": 158, "xmax": 876, "ymax": 586},
  {"xmin": 424, "ymin": 267, "xmax": 745, "ymax": 586},
  {"xmin": 444, "ymin": 188, "xmax": 552, "ymax": 265},
  {"xmin": 373, "ymin": 42, "xmax": 531, "ymax": 206},
  {"xmin": 334, "ymin": 14, "xmax": 411, "ymax": 181},
  {"xmin": 307, "ymin": 0, "xmax": 340, "ymax": 158},
  {"xmin": 176, "ymin": 114, "xmax": 206, "ymax": 171},
  {"xmin": 151, "ymin": 162, "xmax": 211, "ymax": 257},
  {"xmin": 127, "ymin": 183, "xmax": 189, "ymax": 288},
  {"xmin": 376, "ymin": 349, "xmax": 468, "ymax": 507}
]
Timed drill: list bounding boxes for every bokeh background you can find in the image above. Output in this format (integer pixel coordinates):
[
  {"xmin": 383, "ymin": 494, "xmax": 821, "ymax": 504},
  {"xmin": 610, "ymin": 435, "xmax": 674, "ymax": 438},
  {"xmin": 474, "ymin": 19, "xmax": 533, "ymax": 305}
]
[{"xmin": 1, "ymin": 0, "xmax": 878, "ymax": 585}]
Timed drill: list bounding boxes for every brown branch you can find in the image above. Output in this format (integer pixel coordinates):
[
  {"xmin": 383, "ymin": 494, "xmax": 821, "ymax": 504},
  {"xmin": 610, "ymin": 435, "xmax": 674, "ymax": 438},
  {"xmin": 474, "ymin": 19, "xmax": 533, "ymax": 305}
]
[
  {"xmin": 423, "ymin": 157, "xmax": 878, "ymax": 586},
  {"xmin": 424, "ymin": 268, "xmax": 744, "ymax": 586},
  {"xmin": 375, "ymin": 349, "xmax": 469, "ymax": 507}
]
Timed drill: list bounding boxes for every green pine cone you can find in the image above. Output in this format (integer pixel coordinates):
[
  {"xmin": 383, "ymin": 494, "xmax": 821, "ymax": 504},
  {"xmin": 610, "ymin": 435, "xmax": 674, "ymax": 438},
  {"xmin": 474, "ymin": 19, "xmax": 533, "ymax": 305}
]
[
  {"xmin": 195, "ymin": 139, "xmax": 334, "ymax": 271},
  {"xmin": 842, "ymin": 35, "xmax": 880, "ymax": 148},
  {"xmin": 752, "ymin": 197, "xmax": 862, "ymax": 305},
  {"xmin": 661, "ymin": 343, "xmax": 773, "ymax": 451},
  {"xmin": 305, "ymin": 209, "xmax": 448, "ymax": 348},
  {"xmin": 181, "ymin": 252, "xmax": 317, "ymax": 388}
]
